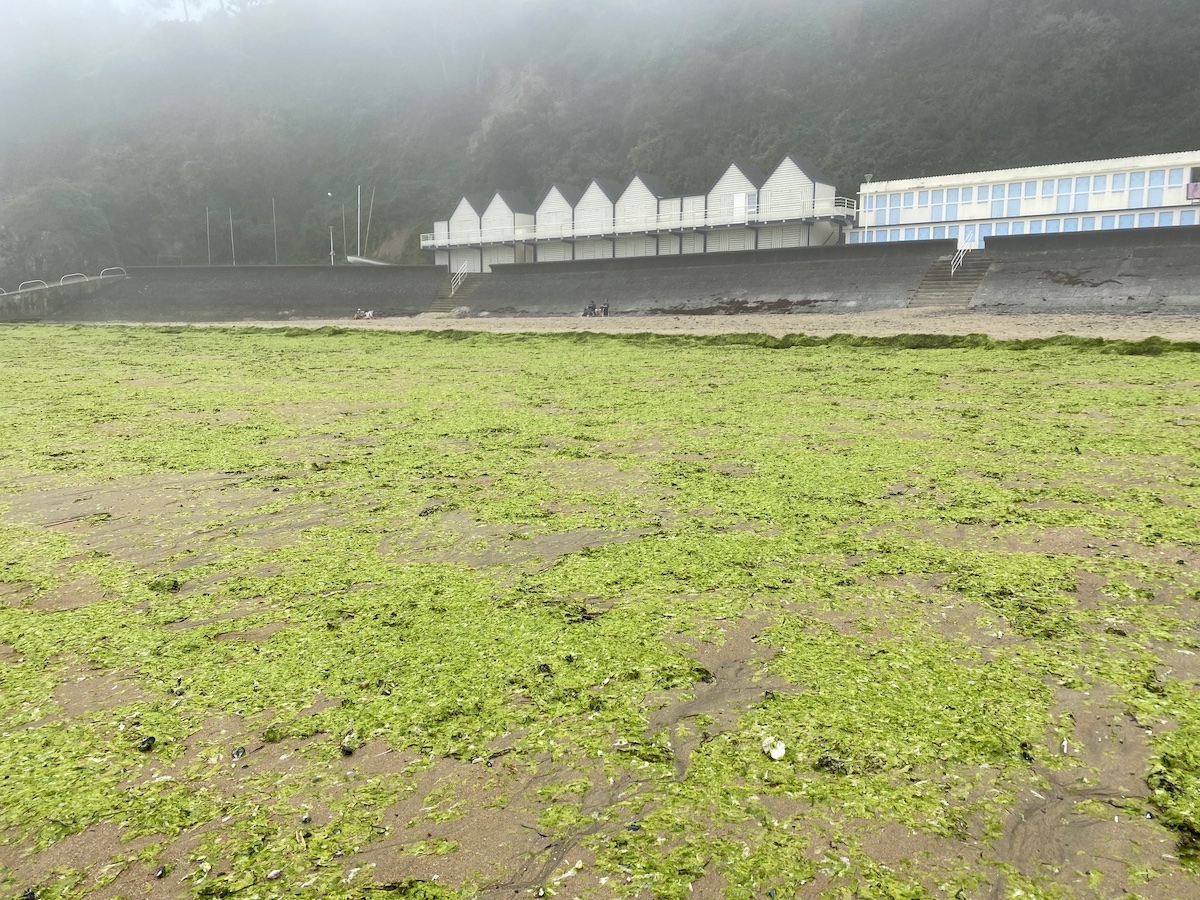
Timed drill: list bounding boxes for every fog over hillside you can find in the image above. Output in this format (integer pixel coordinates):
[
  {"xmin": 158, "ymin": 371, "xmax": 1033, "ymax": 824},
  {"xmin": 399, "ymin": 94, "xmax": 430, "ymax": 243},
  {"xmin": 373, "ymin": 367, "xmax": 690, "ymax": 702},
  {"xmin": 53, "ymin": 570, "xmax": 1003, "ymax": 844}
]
[{"xmin": 2, "ymin": 0, "xmax": 1198, "ymax": 281}]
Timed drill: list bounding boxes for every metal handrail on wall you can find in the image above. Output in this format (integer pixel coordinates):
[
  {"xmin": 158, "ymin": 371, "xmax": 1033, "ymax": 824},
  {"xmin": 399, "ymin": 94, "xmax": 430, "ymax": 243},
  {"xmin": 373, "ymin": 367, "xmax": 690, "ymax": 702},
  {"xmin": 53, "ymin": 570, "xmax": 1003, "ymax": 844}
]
[
  {"xmin": 18, "ymin": 280, "xmax": 49, "ymax": 292},
  {"xmin": 60, "ymin": 273, "xmax": 89, "ymax": 286},
  {"xmin": 100, "ymin": 267, "xmax": 127, "ymax": 278}
]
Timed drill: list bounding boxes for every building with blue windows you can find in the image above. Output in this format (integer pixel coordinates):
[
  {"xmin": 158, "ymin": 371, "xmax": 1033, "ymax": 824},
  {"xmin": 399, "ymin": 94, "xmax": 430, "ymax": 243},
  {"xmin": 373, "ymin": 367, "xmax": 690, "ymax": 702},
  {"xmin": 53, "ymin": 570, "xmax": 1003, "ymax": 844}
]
[{"xmin": 852, "ymin": 150, "xmax": 1200, "ymax": 248}]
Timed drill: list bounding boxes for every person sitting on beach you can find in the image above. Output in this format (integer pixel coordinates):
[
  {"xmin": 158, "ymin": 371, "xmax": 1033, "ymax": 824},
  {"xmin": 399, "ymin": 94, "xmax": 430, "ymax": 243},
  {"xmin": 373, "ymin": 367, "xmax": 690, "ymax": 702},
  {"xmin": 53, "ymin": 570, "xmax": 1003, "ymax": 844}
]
[
  {"xmin": 600, "ymin": 300, "xmax": 609, "ymax": 317},
  {"xmin": 353, "ymin": 309, "xmax": 365, "ymax": 320},
  {"xmin": 583, "ymin": 302, "xmax": 596, "ymax": 317},
  {"xmin": 364, "ymin": 309, "xmax": 375, "ymax": 320}
]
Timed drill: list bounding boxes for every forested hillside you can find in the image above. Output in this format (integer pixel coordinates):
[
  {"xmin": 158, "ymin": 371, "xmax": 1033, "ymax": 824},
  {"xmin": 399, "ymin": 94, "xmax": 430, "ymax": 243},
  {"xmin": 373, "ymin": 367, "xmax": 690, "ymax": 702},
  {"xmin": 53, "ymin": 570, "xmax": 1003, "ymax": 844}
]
[{"xmin": 2, "ymin": 0, "xmax": 1198, "ymax": 282}]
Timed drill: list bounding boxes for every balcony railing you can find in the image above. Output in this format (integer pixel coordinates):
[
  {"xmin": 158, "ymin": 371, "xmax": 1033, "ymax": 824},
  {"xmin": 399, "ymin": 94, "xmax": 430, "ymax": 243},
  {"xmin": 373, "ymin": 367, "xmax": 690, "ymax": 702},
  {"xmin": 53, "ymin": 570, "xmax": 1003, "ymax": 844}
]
[{"xmin": 420, "ymin": 197, "xmax": 858, "ymax": 249}]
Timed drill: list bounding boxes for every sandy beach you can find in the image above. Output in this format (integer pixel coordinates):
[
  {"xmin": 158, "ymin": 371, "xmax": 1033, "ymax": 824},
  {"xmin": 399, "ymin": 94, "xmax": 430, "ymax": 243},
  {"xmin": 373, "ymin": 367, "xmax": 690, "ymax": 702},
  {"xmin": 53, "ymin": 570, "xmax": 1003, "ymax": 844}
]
[{"xmin": 151, "ymin": 308, "xmax": 1200, "ymax": 342}]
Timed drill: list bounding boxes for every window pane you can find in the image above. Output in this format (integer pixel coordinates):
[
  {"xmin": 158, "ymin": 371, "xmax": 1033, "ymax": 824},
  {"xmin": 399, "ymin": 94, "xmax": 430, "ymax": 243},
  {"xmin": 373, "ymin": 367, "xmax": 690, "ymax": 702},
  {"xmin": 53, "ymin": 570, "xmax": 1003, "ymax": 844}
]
[
  {"xmin": 1093, "ymin": 175, "xmax": 1107, "ymax": 193},
  {"xmin": 1138, "ymin": 213, "xmax": 1155, "ymax": 227},
  {"xmin": 1119, "ymin": 214, "xmax": 1135, "ymax": 228},
  {"xmin": 1046, "ymin": 219, "xmax": 1061, "ymax": 233},
  {"xmin": 890, "ymin": 193, "xmax": 901, "ymax": 207},
  {"xmin": 992, "ymin": 199, "xmax": 1005, "ymax": 217},
  {"xmin": 945, "ymin": 203, "xmax": 958, "ymax": 220},
  {"xmin": 1148, "ymin": 187, "xmax": 1164, "ymax": 206},
  {"xmin": 1149, "ymin": 170, "xmax": 1165, "ymax": 187},
  {"xmin": 1101, "ymin": 215, "xmax": 1116, "ymax": 229},
  {"xmin": 1008, "ymin": 199, "xmax": 1021, "ymax": 217},
  {"xmin": 1113, "ymin": 173, "xmax": 1127, "ymax": 191},
  {"xmin": 1058, "ymin": 178, "xmax": 1072, "ymax": 194},
  {"xmin": 946, "ymin": 188, "xmax": 958, "ymax": 203},
  {"xmin": 1012, "ymin": 221, "xmax": 1025, "ymax": 235},
  {"xmin": 1042, "ymin": 180, "xmax": 1055, "ymax": 197},
  {"xmin": 995, "ymin": 222, "xmax": 1010, "ymax": 236},
  {"xmin": 1064, "ymin": 218, "xmax": 1079, "ymax": 232},
  {"xmin": 979, "ymin": 224, "xmax": 993, "ymax": 238},
  {"xmin": 903, "ymin": 193, "xmax": 914, "ymax": 208},
  {"xmin": 932, "ymin": 190, "xmax": 944, "ymax": 204},
  {"xmin": 933, "ymin": 226, "xmax": 946, "ymax": 239},
  {"xmin": 1159, "ymin": 212, "xmax": 1174, "ymax": 226},
  {"xmin": 962, "ymin": 187, "xmax": 973, "ymax": 203},
  {"xmin": 1074, "ymin": 194, "xmax": 1089, "ymax": 213},
  {"xmin": 864, "ymin": 196, "xmax": 873, "ymax": 211},
  {"xmin": 1130, "ymin": 189, "xmax": 1144, "ymax": 208},
  {"xmin": 918, "ymin": 227, "xmax": 931, "ymax": 240},
  {"xmin": 1030, "ymin": 221, "xmax": 1043, "ymax": 234},
  {"xmin": 1182, "ymin": 211, "xmax": 1197, "ymax": 226},
  {"xmin": 904, "ymin": 228, "xmax": 916, "ymax": 240},
  {"xmin": 875, "ymin": 210, "xmax": 886, "ymax": 226},
  {"xmin": 978, "ymin": 186, "xmax": 989, "ymax": 200},
  {"xmin": 1025, "ymin": 182, "xmax": 1037, "ymax": 198},
  {"xmin": 1130, "ymin": 172, "xmax": 1146, "ymax": 188},
  {"xmin": 1075, "ymin": 176, "xmax": 1090, "ymax": 192},
  {"xmin": 1056, "ymin": 195, "xmax": 1071, "ymax": 213},
  {"xmin": 1169, "ymin": 168, "xmax": 1184, "ymax": 186},
  {"xmin": 890, "ymin": 229, "xmax": 900, "ymax": 241},
  {"xmin": 992, "ymin": 185, "xmax": 1006, "ymax": 200},
  {"xmin": 1008, "ymin": 183, "xmax": 1021, "ymax": 198},
  {"xmin": 965, "ymin": 225, "xmax": 976, "ymax": 241},
  {"xmin": 949, "ymin": 225, "xmax": 960, "ymax": 238},
  {"xmin": 1082, "ymin": 217, "xmax": 1096, "ymax": 231},
  {"xmin": 931, "ymin": 204, "xmax": 943, "ymax": 221},
  {"xmin": 918, "ymin": 191, "xmax": 929, "ymax": 206}
]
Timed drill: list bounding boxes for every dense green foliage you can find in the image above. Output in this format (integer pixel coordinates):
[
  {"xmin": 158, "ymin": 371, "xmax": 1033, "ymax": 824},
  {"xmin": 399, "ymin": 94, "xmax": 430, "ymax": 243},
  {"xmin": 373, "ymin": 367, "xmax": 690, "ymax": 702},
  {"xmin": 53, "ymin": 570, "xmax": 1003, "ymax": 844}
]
[
  {"xmin": 1, "ymin": 0, "xmax": 1200, "ymax": 278},
  {"xmin": 0, "ymin": 325, "xmax": 1198, "ymax": 897}
]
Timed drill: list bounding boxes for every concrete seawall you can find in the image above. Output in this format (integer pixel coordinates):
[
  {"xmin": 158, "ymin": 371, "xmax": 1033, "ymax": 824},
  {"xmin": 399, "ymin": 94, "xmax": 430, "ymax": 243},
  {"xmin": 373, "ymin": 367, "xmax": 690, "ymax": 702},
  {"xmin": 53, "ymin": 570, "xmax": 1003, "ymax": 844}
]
[
  {"xmin": 972, "ymin": 227, "xmax": 1200, "ymax": 314},
  {"xmin": 0, "ymin": 277, "xmax": 117, "ymax": 323},
  {"xmin": 41, "ymin": 265, "xmax": 447, "ymax": 322},
  {"xmin": 463, "ymin": 242, "xmax": 957, "ymax": 317}
]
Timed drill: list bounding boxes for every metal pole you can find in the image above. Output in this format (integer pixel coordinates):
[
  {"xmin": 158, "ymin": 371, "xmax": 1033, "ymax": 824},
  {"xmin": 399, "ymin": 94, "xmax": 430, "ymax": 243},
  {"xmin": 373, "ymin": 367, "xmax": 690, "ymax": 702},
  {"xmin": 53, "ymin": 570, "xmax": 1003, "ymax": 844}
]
[
  {"xmin": 206, "ymin": 207, "xmax": 211, "ymax": 266},
  {"xmin": 229, "ymin": 208, "xmax": 236, "ymax": 266},
  {"xmin": 357, "ymin": 185, "xmax": 361, "ymax": 258},
  {"xmin": 329, "ymin": 227, "xmax": 335, "ymax": 265},
  {"xmin": 364, "ymin": 187, "xmax": 375, "ymax": 257},
  {"xmin": 272, "ymin": 198, "xmax": 278, "ymax": 265},
  {"xmin": 341, "ymin": 204, "xmax": 347, "ymax": 262}
]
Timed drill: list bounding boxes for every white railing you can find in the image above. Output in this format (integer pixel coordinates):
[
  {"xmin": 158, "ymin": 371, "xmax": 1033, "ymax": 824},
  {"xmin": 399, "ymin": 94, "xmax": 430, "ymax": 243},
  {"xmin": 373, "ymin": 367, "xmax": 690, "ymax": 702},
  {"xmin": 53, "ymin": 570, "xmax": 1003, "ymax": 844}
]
[
  {"xmin": 950, "ymin": 246, "xmax": 969, "ymax": 277},
  {"xmin": 420, "ymin": 197, "xmax": 859, "ymax": 249},
  {"xmin": 19, "ymin": 280, "xmax": 49, "ymax": 291},
  {"xmin": 100, "ymin": 267, "xmax": 127, "ymax": 278},
  {"xmin": 60, "ymin": 273, "xmax": 89, "ymax": 285},
  {"xmin": 449, "ymin": 264, "xmax": 470, "ymax": 297}
]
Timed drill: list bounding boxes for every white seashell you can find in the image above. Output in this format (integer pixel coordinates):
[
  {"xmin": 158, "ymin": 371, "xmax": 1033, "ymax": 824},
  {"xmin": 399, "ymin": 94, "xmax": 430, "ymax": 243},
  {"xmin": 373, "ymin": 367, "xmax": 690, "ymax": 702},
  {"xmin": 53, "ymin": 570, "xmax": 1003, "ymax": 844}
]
[{"xmin": 761, "ymin": 736, "xmax": 786, "ymax": 760}]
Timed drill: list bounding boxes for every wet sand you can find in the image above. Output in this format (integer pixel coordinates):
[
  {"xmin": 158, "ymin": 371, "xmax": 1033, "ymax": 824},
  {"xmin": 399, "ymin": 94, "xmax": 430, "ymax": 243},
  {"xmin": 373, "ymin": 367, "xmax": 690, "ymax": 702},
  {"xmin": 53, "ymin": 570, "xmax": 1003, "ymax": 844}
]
[{"xmin": 132, "ymin": 308, "xmax": 1200, "ymax": 342}]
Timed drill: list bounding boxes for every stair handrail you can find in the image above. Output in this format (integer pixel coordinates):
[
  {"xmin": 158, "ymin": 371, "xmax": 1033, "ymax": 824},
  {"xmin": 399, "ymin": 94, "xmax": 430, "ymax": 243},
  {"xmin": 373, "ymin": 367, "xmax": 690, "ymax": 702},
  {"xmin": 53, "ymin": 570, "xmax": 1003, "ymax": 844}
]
[
  {"xmin": 449, "ymin": 264, "xmax": 470, "ymax": 298},
  {"xmin": 60, "ymin": 273, "xmax": 89, "ymax": 286},
  {"xmin": 950, "ymin": 246, "xmax": 969, "ymax": 278},
  {"xmin": 100, "ymin": 267, "xmax": 127, "ymax": 279},
  {"xmin": 19, "ymin": 280, "xmax": 49, "ymax": 292}
]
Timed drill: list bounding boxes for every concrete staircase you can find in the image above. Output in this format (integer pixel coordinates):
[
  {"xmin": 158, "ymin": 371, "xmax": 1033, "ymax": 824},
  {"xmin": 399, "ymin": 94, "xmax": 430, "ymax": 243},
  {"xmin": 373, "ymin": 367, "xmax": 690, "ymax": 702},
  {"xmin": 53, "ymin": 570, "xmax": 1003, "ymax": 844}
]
[
  {"xmin": 425, "ymin": 273, "xmax": 483, "ymax": 315},
  {"xmin": 909, "ymin": 252, "xmax": 992, "ymax": 308}
]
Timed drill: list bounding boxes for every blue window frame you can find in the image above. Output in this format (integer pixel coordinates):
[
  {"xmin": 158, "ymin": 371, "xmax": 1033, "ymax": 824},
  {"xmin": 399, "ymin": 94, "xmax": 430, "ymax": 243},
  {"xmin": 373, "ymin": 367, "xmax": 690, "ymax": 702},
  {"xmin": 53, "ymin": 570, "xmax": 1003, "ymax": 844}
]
[
  {"xmin": 1159, "ymin": 212, "xmax": 1174, "ymax": 226},
  {"xmin": 904, "ymin": 228, "xmax": 916, "ymax": 240},
  {"xmin": 1093, "ymin": 175, "xmax": 1107, "ymax": 193},
  {"xmin": 933, "ymin": 226, "xmax": 946, "ymax": 239},
  {"xmin": 1113, "ymin": 173, "xmax": 1127, "ymax": 192},
  {"xmin": 918, "ymin": 227, "xmax": 931, "ymax": 240},
  {"xmin": 1082, "ymin": 217, "xmax": 1096, "ymax": 231},
  {"xmin": 1169, "ymin": 168, "xmax": 1184, "ymax": 187},
  {"xmin": 1030, "ymin": 221, "xmax": 1043, "ymax": 234},
  {"xmin": 1138, "ymin": 213, "xmax": 1155, "ymax": 228},
  {"xmin": 1012, "ymin": 221, "xmax": 1025, "ymax": 235},
  {"xmin": 1046, "ymin": 219, "xmax": 1061, "ymax": 233},
  {"xmin": 1182, "ymin": 210, "xmax": 1197, "ymax": 227},
  {"xmin": 962, "ymin": 187, "xmax": 973, "ymax": 204},
  {"xmin": 918, "ymin": 191, "xmax": 929, "ymax": 206},
  {"xmin": 1101, "ymin": 215, "xmax": 1116, "ymax": 230},
  {"xmin": 1064, "ymin": 218, "xmax": 1079, "ymax": 232},
  {"xmin": 1119, "ymin": 214, "xmax": 1135, "ymax": 229}
]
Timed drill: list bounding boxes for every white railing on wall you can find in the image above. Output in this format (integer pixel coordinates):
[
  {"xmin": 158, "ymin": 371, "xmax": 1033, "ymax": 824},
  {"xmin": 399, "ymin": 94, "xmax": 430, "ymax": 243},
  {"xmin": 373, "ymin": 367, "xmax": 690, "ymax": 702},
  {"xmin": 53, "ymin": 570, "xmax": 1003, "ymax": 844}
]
[{"xmin": 420, "ymin": 197, "xmax": 858, "ymax": 249}]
